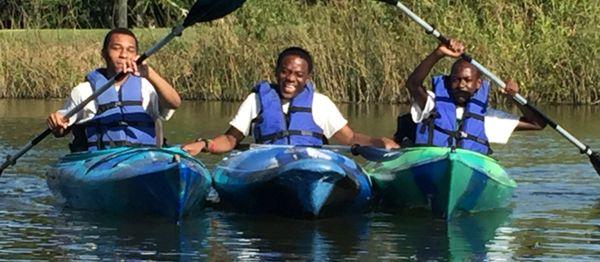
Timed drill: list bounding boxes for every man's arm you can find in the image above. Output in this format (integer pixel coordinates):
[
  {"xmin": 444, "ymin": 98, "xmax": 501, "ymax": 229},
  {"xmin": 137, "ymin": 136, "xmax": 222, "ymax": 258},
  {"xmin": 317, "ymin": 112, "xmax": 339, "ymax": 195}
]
[
  {"xmin": 407, "ymin": 39, "xmax": 465, "ymax": 109},
  {"xmin": 331, "ymin": 125, "xmax": 399, "ymax": 149},
  {"xmin": 502, "ymin": 80, "xmax": 547, "ymax": 131},
  {"xmin": 145, "ymin": 67, "xmax": 181, "ymax": 109},
  {"xmin": 46, "ymin": 84, "xmax": 88, "ymax": 137},
  {"xmin": 130, "ymin": 56, "xmax": 181, "ymax": 109},
  {"xmin": 181, "ymin": 126, "xmax": 245, "ymax": 156}
]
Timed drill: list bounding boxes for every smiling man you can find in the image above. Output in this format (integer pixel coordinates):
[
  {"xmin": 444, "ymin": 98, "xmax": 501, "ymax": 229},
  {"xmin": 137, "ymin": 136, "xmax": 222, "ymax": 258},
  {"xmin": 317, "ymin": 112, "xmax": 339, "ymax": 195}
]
[
  {"xmin": 182, "ymin": 47, "xmax": 398, "ymax": 155},
  {"xmin": 47, "ymin": 28, "xmax": 181, "ymax": 152},
  {"xmin": 396, "ymin": 38, "xmax": 546, "ymax": 154}
]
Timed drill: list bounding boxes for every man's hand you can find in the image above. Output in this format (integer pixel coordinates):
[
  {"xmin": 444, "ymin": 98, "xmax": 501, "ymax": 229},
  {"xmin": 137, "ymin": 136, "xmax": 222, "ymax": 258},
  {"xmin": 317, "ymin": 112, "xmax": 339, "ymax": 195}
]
[
  {"xmin": 181, "ymin": 141, "xmax": 206, "ymax": 156},
  {"xmin": 435, "ymin": 38, "xmax": 465, "ymax": 58},
  {"xmin": 501, "ymin": 79, "xmax": 519, "ymax": 96},
  {"xmin": 47, "ymin": 112, "xmax": 69, "ymax": 137},
  {"xmin": 123, "ymin": 55, "xmax": 149, "ymax": 78},
  {"xmin": 380, "ymin": 137, "xmax": 400, "ymax": 150}
]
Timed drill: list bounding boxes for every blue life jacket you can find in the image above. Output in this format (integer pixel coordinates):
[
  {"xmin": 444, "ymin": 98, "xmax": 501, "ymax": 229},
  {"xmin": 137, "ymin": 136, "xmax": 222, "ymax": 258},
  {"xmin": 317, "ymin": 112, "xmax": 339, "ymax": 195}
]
[
  {"xmin": 76, "ymin": 69, "xmax": 156, "ymax": 151},
  {"xmin": 252, "ymin": 80, "xmax": 326, "ymax": 146},
  {"xmin": 415, "ymin": 75, "xmax": 491, "ymax": 155}
]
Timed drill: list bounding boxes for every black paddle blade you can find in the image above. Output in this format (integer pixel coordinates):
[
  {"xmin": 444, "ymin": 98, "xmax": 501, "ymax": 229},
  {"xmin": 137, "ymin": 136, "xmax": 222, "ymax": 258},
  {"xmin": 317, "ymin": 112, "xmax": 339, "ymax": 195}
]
[
  {"xmin": 183, "ymin": 0, "xmax": 246, "ymax": 27},
  {"xmin": 589, "ymin": 151, "xmax": 600, "ymax": 176},
  {"xmin": 376, "ymin": 0, "xmax": 399, "ymax": 5}
]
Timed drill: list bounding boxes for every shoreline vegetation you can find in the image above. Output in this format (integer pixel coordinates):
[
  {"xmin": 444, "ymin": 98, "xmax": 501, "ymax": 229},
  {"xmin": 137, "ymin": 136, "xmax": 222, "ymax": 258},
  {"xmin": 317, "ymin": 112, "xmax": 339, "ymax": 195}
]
[{"xmin": 0, "ymin": 0, "xmax": 598, "ymax": 104}]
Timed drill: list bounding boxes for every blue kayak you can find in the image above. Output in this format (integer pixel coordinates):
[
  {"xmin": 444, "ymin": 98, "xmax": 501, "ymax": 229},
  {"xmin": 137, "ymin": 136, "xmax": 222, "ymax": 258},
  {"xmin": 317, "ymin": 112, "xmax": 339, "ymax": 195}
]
[
  {"xmin": 213, "ymin": 146, "xmax": 373, "ymax": 218},
  {"xmin": 46, "ymin": 147, "xmax": 211, "ymax": 220}
]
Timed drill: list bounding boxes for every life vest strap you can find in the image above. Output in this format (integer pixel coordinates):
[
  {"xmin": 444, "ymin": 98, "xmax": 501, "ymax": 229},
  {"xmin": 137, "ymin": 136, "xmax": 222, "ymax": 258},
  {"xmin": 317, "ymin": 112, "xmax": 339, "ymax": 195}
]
[
  {"xmin": 81, "ymin": 120, "xmax": 155, "ymax": 128},
  {"xmin": 462, "ymin": 111, "xmax": 485, "ymax": 121},
  {"xmin": 289, "ymin": 106, "xmax": 312, "ymax": 113},
  {"xmin": 97, "ymin": 100, "xmax": 143, "ymax": 114},
  {"xmin": 432, "ymin": 125, "xmax": 490, "ymax": 146}
]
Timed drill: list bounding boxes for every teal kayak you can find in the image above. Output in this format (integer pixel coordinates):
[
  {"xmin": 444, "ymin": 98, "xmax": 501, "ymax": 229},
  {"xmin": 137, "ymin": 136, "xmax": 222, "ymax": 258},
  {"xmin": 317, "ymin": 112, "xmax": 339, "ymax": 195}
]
[
  {"xmin": 213, "ymin": 146, "xmax": 373, "ymax": 218},
  {"xmin": 46, "ymin": 147, "xmax": 211, "ymax": 220},
  {"xmin": 364, "ymin": 147, "xmax": 516, "ymax": 219}
]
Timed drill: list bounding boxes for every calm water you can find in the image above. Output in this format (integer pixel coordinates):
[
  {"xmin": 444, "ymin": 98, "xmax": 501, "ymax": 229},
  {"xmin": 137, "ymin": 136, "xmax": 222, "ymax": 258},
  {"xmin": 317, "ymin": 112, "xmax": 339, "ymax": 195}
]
[{"xmin": 0, "ymin": 99, "xmax": 599, "ymax": 260}]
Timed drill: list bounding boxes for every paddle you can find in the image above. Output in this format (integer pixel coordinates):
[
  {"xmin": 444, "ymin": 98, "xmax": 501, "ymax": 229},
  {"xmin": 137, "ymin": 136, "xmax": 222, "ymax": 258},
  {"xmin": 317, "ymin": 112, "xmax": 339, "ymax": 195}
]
[
  {"xmin": 0, "ymin": 0, "xmax": 247, "ymax": 176},
  {"xmin": 241, "ymin": 144, "xmax": 401, "ymax": 162},
  {"xmin": 377, "ymin": 0, "xmax": 600, "ymax": 176}
]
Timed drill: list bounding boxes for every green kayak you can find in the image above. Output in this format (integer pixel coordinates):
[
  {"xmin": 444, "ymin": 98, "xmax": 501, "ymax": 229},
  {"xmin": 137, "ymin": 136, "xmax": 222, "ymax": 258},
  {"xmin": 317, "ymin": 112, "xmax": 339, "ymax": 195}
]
[{"xmin": 364, "ymin": 147, "xmax": 516, "ymax": 219}]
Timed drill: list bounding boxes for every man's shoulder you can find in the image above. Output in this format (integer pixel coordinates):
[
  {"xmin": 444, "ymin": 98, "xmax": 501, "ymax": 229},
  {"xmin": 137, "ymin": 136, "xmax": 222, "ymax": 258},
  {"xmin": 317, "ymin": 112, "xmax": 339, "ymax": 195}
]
[
  {"xmin": 313, "ymin": 92, "xmax": 335, "ymax": 105},
  {"xmin": 70, "ymin": 81, "xmax": 93, "ymax": 96},
  {"xmin": 485, "ymin": 108, "xmax": 519, "ymax": 120}
]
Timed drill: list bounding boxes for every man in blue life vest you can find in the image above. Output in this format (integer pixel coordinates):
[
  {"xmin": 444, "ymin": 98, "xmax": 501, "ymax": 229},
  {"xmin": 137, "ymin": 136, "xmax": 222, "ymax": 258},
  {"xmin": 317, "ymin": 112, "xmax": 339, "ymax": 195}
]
[
  {"xmin": 181, "ymin": 47, "xmax": 399, "ymax": 155},
  {"xmin": 395, "ymin": 38, "xmax": 546, "ymax": 154},
  {"xmin": 46, "ymin": 28, "xmax": 181, "ymax": 152}
]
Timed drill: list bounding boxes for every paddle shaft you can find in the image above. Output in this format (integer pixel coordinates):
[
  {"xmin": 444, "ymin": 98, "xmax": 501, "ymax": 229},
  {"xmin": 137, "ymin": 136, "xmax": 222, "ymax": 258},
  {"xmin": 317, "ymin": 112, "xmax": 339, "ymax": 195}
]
[
  {"xmin": 0, "ymin": 26, "xmax": 184, "ymax": 176},
  {"xmin": 379, "ymin": 0, "xmax": 596, "ymax": 158}
]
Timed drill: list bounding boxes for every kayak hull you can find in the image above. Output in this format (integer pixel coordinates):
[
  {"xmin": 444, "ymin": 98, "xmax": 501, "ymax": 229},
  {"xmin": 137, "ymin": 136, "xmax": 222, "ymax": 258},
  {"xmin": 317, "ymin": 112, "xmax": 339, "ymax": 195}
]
[
  {"xmin": 46, "ymin": 147, "xmax": 212, "ymax": 220},
  {"xmin": 365, "ymin": 147, "xmax": 516, "ymax": 219},
  {"xmin": 213, "ymin": 147, "xmax": 373, "ymax": 218}
]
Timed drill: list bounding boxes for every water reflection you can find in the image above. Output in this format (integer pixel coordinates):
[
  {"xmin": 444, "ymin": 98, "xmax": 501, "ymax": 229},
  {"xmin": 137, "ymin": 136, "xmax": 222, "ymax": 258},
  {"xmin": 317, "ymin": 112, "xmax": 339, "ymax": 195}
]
[
  {"xmin": 211, "ymin": 213, "xmax": 371, "ymax": 260},
  {"xmin": 366, "ymin": 209, "xmax": 511, "ymax": 260},
  {"xmin": 37, "ymin": 210, "xmax": 210, "ymax": 260}
]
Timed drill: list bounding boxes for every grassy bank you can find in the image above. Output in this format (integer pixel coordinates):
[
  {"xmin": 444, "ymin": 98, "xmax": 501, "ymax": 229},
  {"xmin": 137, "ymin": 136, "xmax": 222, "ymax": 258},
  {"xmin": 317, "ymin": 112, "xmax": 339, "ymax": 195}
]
[{"xmin": 0, "ymin": 0, "xmax": 598, "ymax": 104}]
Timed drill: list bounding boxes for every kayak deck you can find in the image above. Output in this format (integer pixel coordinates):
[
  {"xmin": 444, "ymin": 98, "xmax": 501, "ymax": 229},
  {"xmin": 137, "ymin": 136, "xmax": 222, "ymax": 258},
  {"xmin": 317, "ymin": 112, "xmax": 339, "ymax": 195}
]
[
  {"xmin": 46, "ymin": 147, "xmax": 212, "ymax": 220},
  {"xmin": 365, "ymin": 147, "xmax": 516, "ymax": 219},
  {"xmin": 213, "ymin": 147, "xmax": 373, "ymax": 218}
]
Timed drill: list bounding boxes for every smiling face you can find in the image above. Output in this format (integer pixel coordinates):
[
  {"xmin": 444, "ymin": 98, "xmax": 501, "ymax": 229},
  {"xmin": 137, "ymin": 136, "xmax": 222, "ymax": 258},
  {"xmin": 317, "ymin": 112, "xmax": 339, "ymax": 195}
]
[
  {"xmin": 101, "ymin": 33, "xmax": 137, "ymax": 75},
  {"xmin": 276, "ymin": 54, "xmax": 311, "ymax": 101},
  {"xmin": 448, "ymin": 60, "xmax": 482, "ymax": 106}
]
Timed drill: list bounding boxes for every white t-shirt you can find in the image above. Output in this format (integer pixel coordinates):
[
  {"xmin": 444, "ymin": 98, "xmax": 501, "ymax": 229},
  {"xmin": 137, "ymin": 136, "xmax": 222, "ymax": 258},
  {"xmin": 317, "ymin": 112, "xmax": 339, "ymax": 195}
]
[
  {"xmin": 229, "ymin": 92, "xmax": 348, "ymax": 139},
  {"xmin": 411, "ymin": 90, "xmax": 520, "ymax": 144},
  {"xmin": 57, "ymin": 77, "xmax": 175, "ymax": 126}
]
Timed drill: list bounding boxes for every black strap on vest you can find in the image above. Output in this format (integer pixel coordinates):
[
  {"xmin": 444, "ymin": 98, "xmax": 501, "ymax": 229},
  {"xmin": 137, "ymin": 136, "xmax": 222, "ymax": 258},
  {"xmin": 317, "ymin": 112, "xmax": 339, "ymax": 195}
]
[
  {"xmin": 81, "ymin": 120, "xmax": 155, "ymax": 128},
  {"xmin": 73, "ymin": 120, "xmax": 154, "ymax": 151},
  {"xmin": 431, "ymin": 125, "xmax": 488, "ymax": 146},
  {"xmin": 97, "ymin": 101, "xmax": 143, "ymax": 115},
  {"xmin": 462, "ymin": 111, "xmax": 485, "ymax": 121},
  {"xmin": 419, "ymin": 111, "xmax": 439, "ymax": 145},
  {"xmin": 289, "ymin": 106, "xmax": 312, "ymax": 113},
  {"xmin": 418, "ymin": 109, "xmax": 492, "ymax": 154}
]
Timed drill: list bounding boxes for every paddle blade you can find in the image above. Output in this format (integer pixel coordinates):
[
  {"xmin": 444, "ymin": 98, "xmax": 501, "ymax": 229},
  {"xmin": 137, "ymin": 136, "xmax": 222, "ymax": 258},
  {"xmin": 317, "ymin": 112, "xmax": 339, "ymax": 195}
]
[
  {"xmin": 589, "ymin": 152, "xmax": 600, "ymax": 176},
  {"xmin": 376, "ymin": 0, "xmax": 399, "ymax": 5},
  {"xmin": 350, "ymin": 145, "xmax": 401, "ymax": 162},
  {"xmin": 183, "ymin": 0, "xmax": 246, "ymax": 27}
]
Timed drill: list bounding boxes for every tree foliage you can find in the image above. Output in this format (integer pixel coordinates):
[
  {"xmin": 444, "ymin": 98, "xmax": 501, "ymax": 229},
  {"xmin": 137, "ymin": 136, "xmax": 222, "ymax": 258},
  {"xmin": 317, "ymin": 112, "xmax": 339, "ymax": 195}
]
[{"xmin": 0, "ymin": 0, "xmax": 196, "ymax": 28}]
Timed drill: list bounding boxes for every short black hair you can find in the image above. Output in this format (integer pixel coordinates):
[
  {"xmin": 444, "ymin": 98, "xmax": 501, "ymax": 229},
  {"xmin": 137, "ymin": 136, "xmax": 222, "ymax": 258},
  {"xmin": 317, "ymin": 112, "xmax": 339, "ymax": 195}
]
[
  {"xmin": 451, "ymin": 59, "xmax": 481, "ymax": 79},
  {"xmin": 102, "ymin": 28, "xmax": 138, "ymax": 52},
  {"xmin": 276, "ymin": 47, "xmax": 313, "ymax": 73}
]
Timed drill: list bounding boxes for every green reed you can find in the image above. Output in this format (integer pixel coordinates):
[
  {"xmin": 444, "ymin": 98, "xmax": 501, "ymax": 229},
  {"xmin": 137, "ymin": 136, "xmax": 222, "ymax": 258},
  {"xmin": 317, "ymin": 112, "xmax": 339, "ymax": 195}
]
[{"xmin": 0, "ymin": 0, "xmax": 597, "ymax": 104}]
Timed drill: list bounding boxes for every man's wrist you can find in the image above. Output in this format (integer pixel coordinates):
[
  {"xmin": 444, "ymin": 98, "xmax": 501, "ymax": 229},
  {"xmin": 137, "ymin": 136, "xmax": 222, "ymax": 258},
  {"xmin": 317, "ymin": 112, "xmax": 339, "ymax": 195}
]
[{"xmin": 195, "ymin": 138, "xmax": 212, "ymax": 153}]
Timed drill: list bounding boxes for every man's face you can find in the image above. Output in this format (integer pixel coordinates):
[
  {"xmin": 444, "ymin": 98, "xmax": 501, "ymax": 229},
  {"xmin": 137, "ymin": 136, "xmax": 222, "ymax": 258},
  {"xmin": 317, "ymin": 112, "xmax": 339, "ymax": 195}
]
[
  {"xmin": 276, "ymin": 55, "xmax": 311, "ymax": 101},
  {"xmin": 102, "ymin": 33, "xmax": 137, "ymax": 73},
  {"xmin": 449, "ymin": 64, "xmax": 482, "ymax": 106}
]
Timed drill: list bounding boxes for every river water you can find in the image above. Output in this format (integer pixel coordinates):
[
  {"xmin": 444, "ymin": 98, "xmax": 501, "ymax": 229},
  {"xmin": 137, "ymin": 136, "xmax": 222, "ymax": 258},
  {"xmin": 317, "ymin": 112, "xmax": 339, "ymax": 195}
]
[{"xmin": 0, "ymin": 99, "xmax": 599, "ymax": 260}]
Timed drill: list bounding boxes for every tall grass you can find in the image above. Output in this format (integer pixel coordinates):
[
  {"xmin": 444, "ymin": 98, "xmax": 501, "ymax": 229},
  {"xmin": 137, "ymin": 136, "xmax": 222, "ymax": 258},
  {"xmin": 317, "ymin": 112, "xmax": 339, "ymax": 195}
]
[{"xmin": 0, "ymin": 0, "xmax": 598, "ymax": 104}]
